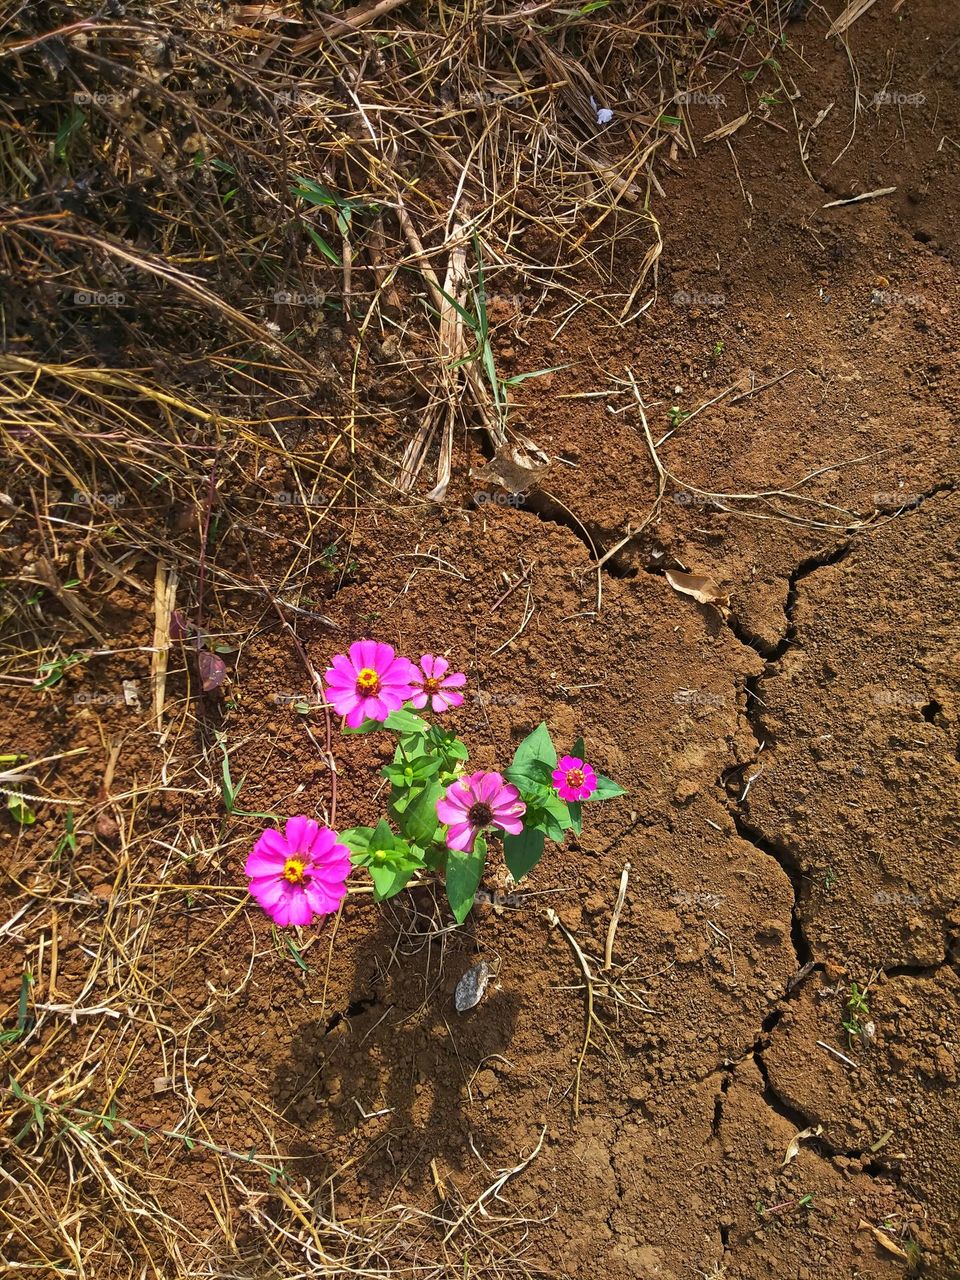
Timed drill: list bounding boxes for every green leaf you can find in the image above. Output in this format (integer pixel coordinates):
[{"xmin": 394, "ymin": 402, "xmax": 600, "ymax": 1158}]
[
  {"xmin": 304, "ymin": 224, "xmax": 342, "ymax": 265},
  {"xmin": 536, "ymin": 791, "xmax": 571, "ymax": 841},
  {"xmin": 585, "ymin": 774, "xmax": 627, "ymax": 801},
  {"xmin": 341, "ymin": 716, "xmax": 384, "ymax": 734},
  {"xmin": 445, "ymin": 839, "xmax": 486, "ymax": 923},
  {"xmin": 433, "ymin": 281, "xmax": 480, "ymax": 334},
  {"xmin": 505, "ymin": 722, "xmax": 558, "ymax": 792},
  {"xmin": 567, "ymin": 800, "xmax": 583, "ymax": 835},
  {"xmin": 7, "ymin": 794, "xmax": 36, "ymax": 826},
  {"xmin": 383, "ymin": 708, "xmax": 428, "ymax": 734},
  {"xmin": 400, "ymin": 779, "xmax": 444, "ymax": 845},
  {"xmin": 428, "ymin": 726, "xmax": 470, "ymax": 761},
  {"xmin": 341, "ymin": 826, "xmax": 375, "ymax": 856},
  {"xmin": 383, "ymin": 753, "xmax": 441, "ymax": 787},
  {"xmin": 55, "ymin": 107, "xmax": 85, "ymax": 161},
  {"xmin": 369, "ymin": 818, "xmax": 395, "ymax": 848},
  {"xmin": 370, "ymin": 859, "xmax": 418, "ymax": 901},
  {"xmin": 513, "ymin": 722, "xmax": 558, "ymax": 770},
  {"xmin": 506, "ymin": 757, "xmax": 555, "ymax": 791},
  {"xmin": 503, "ymin": 825, "xmax": 545, "ymax": 882},
  {"xmin": 388, "ymin": 785, "xmax": 414, "ymax": 817}
]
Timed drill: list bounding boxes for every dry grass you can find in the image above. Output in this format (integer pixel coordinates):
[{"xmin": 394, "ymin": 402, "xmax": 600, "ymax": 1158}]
[{"xmin": 0, "ymin": 1, "xmax": 776, "ymax": 1275}]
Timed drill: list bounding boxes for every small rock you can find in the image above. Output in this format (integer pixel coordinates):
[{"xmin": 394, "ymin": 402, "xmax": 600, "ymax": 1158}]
[
  {"xmin": 757, "ymin": 919, "xmax": 786, "ymax": 942},
  {"xmin": 932, "ymin": 1047, "xmax": 957, "ymax": 1083},
  {"xmin": 475, "ymin": 1069, "xmax": 497, "ymax": 1099},
  {"xmin": 673, "ymin": 779, "xmax": 699, "ymax": 806},
  {"xmin": 455, "ymin": 961, "xmax": 491, "ymax": 1013}
]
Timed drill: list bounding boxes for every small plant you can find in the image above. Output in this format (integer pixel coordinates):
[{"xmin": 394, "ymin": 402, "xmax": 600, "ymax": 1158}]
[
  {"xmin": 711, "ymin": 339, "xmax": 724, "ymax": 358},
  {"xmin": 439, "ymin": 235, "xmax": 565, "ymax": 430},
  {"xmin": 53, "ymin": 809, "xmax": 78, "ymax": 858},
  {"xmin": 757, "ymin": 1193, "xmax": 816, "ymax": 1219},
  {"xmin": 243, "ymin": 642, "xmax": 624, "ymax": 926},
  {"xmin": 36, "ymin": 651, "xmax": 87, "ymax": 689},
  {"xmin": 0, "ymin": 971, "xmax": 34, "ymax": 1044},
  {"xmin": 668, "ymin": 405, "xmax": 689, "ymax": 429},
  {"xmin": 217, "ymin": 734, "xmax": 280, "ymax": 822},
  {"xmin": 842, "ymin": 981, "xmax": 871, "ymax": 1041},
  {"xmin": 823, "ymin": 866, "xmax": 838, "ymax": 891}
]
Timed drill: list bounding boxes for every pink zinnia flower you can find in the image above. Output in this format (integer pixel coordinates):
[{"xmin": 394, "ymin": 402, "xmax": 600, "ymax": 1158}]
[
  {"xmin": 437, "ymin": 771, "xmax": 526, "ymax": 853},
  {"xmin": 410, "ymin": 654, "xmax": 466, "ymax": 713},
  {"xmin": 323, "ymin": 640, "xmax": 418, "ymax": 728},
  {"xmin": 245, "ymin": 816, "xmax": 350, "ymax": 927},
  {"xmin": 552, "ymin": 755, "xmax": 598, "ymax": 802}
]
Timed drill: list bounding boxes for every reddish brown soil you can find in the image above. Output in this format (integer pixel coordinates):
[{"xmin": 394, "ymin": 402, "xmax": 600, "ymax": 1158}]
[{"xmin": 3, "ymin": 2, "xmax": 960, "ymax": 1278}]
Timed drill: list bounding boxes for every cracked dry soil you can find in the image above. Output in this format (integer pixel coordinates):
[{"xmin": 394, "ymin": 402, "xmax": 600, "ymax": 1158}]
[{"xmin": 3, "ymin": 2, "xmax": 959, "ymax": 1277}]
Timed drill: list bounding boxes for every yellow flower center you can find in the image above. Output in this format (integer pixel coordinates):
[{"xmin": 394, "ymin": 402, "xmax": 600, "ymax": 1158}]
[
  {"xmin": 422, "ymin": 676, "xmax": 441, "ymax": 694},
  {"xmin": 282, "ymin": 857, "xmax": 306, "ymax": 885},
  {"xmin": 566, "ymin": 769, "xmax": 585, "ymax": 788},
  {"xmin": 356, "ymin": 667, "xmax": 380, "ymax": 696}
]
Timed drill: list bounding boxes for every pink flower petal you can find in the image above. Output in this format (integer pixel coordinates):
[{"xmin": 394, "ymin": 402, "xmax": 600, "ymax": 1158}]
[
  {"xmin": 245, "ymin": 846, "xmax": 286, "ymax": 878},
  {"xmin": 409, "ymin": 690, "xmax": 429, "ymax": 709},
  {"xmin": 304, "ymin": 880, "xmax": 346, "ymax": 916},
  {"xmin": 382, "ymin": 657, "xmax": 418, "ymax": 690},
  {"xmin": 494, "ymin": 813, "xmax": 524, "ymax": 836},
  {"xmin": 475, "ymin": 771, "xmax": 505, "ymax": 805},
  {"xmin": 437, "ymin": 796, "xmax": 468, "ymax": 825},
  {"xmin": 323, "ymin": 667, "xmax": 356, "ymax": 690},
  {"xmin": 328, "ymin": 687, "xmax": 362, "ymax": 718},
  {"xmin": 360, "ymin": 695, "xmax": 391, "ymax": 722},
  {"xmin": 283, "ymin": 892, "xmax": 315, "ymax": 927},
  {"xmin": 284, "ymin": 815, "xmax": 315, "ymax": 853},
  {"xmin": 249, "ymin": 875, "xmax": 289, "ymax": 913},
  {"xmin": 347, "ymin": 640, "xmax": 367, "ymax": 670},
  {"xmin": 373, "ymin": 640, "xmax": 396, "ymax": 671},
  {"xmin": 445, "ymin": 821, "xmax": 476, "ymax": 852},
  {"xmin": 431, "ymin": 655, "xmax": 449, "ymax": 678},
  {"xmin": 431, "ymin": 690, "xmax": 463, "ymax": 713},
  {"xmin": 345, "ymin": 702, "xmax": 371, "ymax": 728},
  {"xmin": 439, "ymin": 671, "xmax": 466, "ymax": 688},
  {"xmin": 419, "ymin": 653, "xmax": 436, "ymax": 679},
  {"xmin": 246, "ymin": 826, "xmax": 288, "ymax": 863},
  {"xmin": 328, "ymin": 653, "xmax": 356, "ymax": 678}
]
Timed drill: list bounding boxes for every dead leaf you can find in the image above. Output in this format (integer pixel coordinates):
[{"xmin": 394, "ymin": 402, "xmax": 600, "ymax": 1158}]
[
  {"xmin": 857, "ymin": 1220, "xmax": 910, "ymax": 1261},
  {"xmin": 782, "ymin": 1123, "xmax": 823, "ymax": 1167},
  {"xmin": 198, "ymin": 649, "xmax": 227, "ymax": 693},
  {"xmin": 664, "ymin": 570, "xmax": 730, "ymax": 608},
  {"xmin": 472, "ymin": 444, "xmax": 551, "ymax": 495},
  {"xmin": 703, "ymin": 113, "xmax": 750, "ymax": 143}
]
